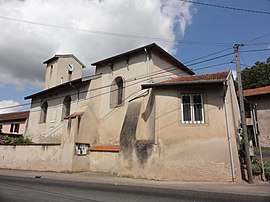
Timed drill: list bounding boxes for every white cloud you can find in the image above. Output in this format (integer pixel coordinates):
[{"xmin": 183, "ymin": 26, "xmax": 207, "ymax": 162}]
[
  {"xmin": 0, "ymin": 100, "xmax": 23, "ymax": 114},
  {"xmin": 0, "ymin": 0, "xmax": 194, "ymax": 89}
]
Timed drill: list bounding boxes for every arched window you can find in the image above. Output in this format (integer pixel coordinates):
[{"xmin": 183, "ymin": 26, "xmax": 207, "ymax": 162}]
[
  {"xmin": 62, "ymin": 95, "xmax": 71, "ymax": 120},
  {"xmin": 110, "ymin": 77, "xmax": 124, "ymax": 108},
  {"xmin": 40, "ymin": 102, "xmax": 48, "ymax": 123}
]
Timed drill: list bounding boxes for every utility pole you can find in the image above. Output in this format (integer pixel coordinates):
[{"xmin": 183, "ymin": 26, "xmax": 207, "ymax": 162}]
[{"xmin": 234, "ymin": 44, "xmax": 254, "ymax": 184}]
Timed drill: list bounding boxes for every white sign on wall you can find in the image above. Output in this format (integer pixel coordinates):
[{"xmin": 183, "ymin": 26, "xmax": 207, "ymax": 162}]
[{"xmin": 75, "ymin": 143, "xmax": 89, "ymax": 156}]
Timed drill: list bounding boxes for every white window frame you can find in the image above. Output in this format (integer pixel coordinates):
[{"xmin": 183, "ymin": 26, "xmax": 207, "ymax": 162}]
[
  {"xmin": 181, "ymin": 93, "xmax": 205, "ymax": 124},
  {"xmin": 10, "ymin": 122, "xmax": 20, "ymax": 133}
]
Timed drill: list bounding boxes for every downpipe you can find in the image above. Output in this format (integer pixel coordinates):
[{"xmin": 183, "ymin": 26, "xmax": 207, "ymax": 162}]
[{"xmin": 223, "ymin": 81, "xmax": 236, "ymax": 182}]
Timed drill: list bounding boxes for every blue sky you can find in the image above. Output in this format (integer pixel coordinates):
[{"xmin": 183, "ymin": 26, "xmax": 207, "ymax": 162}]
[
  {"xmin": 177, "ymin": 0, "xmax": 270, "ymax": 74},
  {"xmin": 0, "ymin": 0, "xmax": 269, "ymax": 113}
]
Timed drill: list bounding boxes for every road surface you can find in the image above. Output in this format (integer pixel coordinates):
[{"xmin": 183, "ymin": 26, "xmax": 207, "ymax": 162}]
[{"xmin": 0, "ymin": 175, "xmax": 269, "ymax": 202}]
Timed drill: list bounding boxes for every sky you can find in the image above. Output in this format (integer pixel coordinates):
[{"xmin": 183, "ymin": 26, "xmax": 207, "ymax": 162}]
[{"xmin": 0, "ymin": 0, "xmax": 269, "ymax": 113}]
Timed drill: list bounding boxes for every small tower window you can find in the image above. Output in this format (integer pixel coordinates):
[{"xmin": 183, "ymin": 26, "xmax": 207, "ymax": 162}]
[
  {"xmin": 40, "ymin": 102, "xmax": 48, "ymax": 124},
  {"xmin": 62, "ymin": 95, "xmax": 71, "ymax": 120},
  {"xmin": 110, "ymin": 77, "xmax": 124, "ymax": 108}
]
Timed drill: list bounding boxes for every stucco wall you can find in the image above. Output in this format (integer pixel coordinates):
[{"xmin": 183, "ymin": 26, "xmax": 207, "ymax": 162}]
[
  {"xmin": 257, "ymin": 94, "xmax": 270, "ymax": 147},
  {"xmin": 0, "ymin": 115, "xmax": 92, "ymax": 173},
  {"xmin": 86, "ymin": 51, "xmax": 188, "ymax": 147},
  {"xmin": 88, "ymin": 152, "xmax": 119, "ymax": 173},
  {"xmin": 113, "ymin": 82, "xmax": 241, "ymax": 182},
  {"xmin": 0, "ymin": 144, "xmax": 65, "ymax": 171},
  {"xmin": 151, "ymin": 84, "xmax": 241, "ymax": 181},
  {"xmin": 26, "ymin": 82, "xmax": 90, "ymax": 143},
  {"xmin": 247, "ymin": 94, "xmax": 270, "ymax": 147},
  {"xmin": 150, "ymin": 51, "xmax": 190, "ymax": 82},
  {"xmin": 21, "ymin": 49, "xmax": 242, "ymax": 182}
]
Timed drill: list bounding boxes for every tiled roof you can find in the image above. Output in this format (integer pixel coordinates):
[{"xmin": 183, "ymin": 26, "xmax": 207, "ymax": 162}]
[
  {"xmin": 89, "ymin": 145, "xmax": 120, "ymax": 152},
  {"xmin": 163, "ymin": 71, "xmax": 230, "ymax": 84},
  {"xmin": 243, "ymin": 85, "xmax": 270, "ymax": 97},
  {"xmin": 0, "ymin": 111, "xmax": 29, "ymax": 122},
  {"xmin": 141, "ymin": 71, "xmax": 230, "ymax": 90},
  {"xmin": 64, "ymin": 112, "xmax": 83, "ymax": 119}
]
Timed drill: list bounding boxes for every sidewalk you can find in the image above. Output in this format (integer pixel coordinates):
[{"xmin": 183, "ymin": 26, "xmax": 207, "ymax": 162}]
[{"xmin": 1, "ymin": 169, "xmax": 269, "ymax": 197}]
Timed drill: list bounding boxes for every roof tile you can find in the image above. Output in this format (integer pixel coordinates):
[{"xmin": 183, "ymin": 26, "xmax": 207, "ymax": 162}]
[
  {"xmin": 243, "ymin": 86, "xmax": 270, "ymax": 97},
  {"xmin": 89, "ymin": 145, "xmax": 120, "ymax": 152},
  {"xmin": 0, "ymin": 111, "xmax": 29, "ymax": 122},
  {"xmin": 163, "ymin": 71, "xmax": 230, "ymax": 84}
]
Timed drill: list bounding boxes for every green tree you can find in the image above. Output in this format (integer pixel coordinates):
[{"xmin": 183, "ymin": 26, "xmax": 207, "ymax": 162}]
[{"xmin": 241, "ymin": 57, "xmax": 270, "ymax": 90}]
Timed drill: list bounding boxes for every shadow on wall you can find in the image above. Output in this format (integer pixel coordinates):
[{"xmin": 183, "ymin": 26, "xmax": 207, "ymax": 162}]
[
  {"xmin": 120, "ymin": 95, "xmax": 155, "ymax": 167},
  {"xmin": 135, "ymin": 140, "xmax": 154, "ymax": 165}
]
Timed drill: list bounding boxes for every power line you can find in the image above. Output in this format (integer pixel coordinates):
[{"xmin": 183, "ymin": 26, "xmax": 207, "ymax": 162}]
[
  {"xmin": 184, "ymin": 48, "xmax": 232, "ymax": 65},
  {"xmin": 1, "ymin": 45, "xmax": 267, "ymax": 111},
  {"xmin": 1, "ymin": 54, "xmax": 237, "ymax": 112},
  {"xmin": 244, "ymin": 42, "xmax": 270, "ymax": 46},
  {"xmin": 184, "ymin": 46, "xmax": 270, "ymax": 67},
  {"xmin": 230, "ymin": 62, "xmax": 251, "ymax": 68},
  {"xmin": 186, "ymin": 52, "xmax": 234, "ymax": 66},
  {"xmin": 239, "ymin": 48, "xmax": 270, "ymax": 53},
  {"xmin": 184, "ymin": 47, "xmax": 270, "ymax": 67},
  {"xmin": 183, "ymin": 34, "xmax": 270, "ymax": 66},
  {"xmin": 2, "ymin": 38, "xmax": 268, "ymax": 111},
  {"xmin": 245, "ymin": 34, "xmax": 270, "ymax": 43},
  {"xmin": 0, "ymin": 103, "xmax": 31, "ymax": 110},
  {"xmin": 191, "ymin": 62, "xmax": 232, "ymax": 72},
  {"xmin": 0, "ymin": 61, "xmax": 234, "ymax": 111},
  {"xmin": 179, "ymin": 0, "xmax": 270, "ymax": 15},
  {"xmin": 0, "ymin": 15, "xmax": 232, "ymax": 47}
]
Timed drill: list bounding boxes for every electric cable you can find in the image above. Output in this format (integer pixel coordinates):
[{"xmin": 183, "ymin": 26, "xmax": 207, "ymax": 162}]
[
  {"xmin": 0, "ymin": 61, "xmax": 235, "ymax": 111},
  {"xmin": 179, "ymin": 0, "xmax": 270, "ymax": 15},
  {"xmin": 186, "ymin": 52, "xmax": 234, "ymax": 66},
  {"xmin": 0, "ymin": 15, "xmax": 233, "ymax": 47},
  {"xmin": 239, "ymin": 48, "xmax": 270, "ymax": 53},
  {"xmin": 183, "ymin": 48, "xmax": 232, "ymax": 64}
]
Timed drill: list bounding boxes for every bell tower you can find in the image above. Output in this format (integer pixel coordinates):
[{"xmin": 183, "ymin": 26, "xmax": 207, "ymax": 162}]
[{"xmin": 43, "ymin": 54, "xmax": 85, "ymax": 89}]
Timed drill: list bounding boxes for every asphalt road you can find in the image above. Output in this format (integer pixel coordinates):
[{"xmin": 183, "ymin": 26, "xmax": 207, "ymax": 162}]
[{"xmin": 0, "ymin": 175, "xmax": 269, "ymax": 202}]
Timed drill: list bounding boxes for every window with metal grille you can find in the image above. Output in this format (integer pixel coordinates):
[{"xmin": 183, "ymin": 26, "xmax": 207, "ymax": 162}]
[{"xmin": 181, "ymin": 94, "xmax": 204, "ymax": 124}]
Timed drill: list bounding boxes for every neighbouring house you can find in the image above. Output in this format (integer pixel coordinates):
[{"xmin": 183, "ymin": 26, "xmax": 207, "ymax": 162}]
[
  {"xmin": 243, "ymin": 85, "xmax": 270, "ymax": 147},
  {"xmin": 0, "ymin": 111, "xmax": 29, "ymax": 135},
  {"xmin": 1, "ymin": 43, "xmax": 242, "ymax": 182}
]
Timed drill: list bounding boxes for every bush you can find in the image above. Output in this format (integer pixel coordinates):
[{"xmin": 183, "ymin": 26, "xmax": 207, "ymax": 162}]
[
  {"xmin": 14, "ymin": 137, "xmax": 33, "ymax": 144},
  {"xmin": 264, "ymin": 162, "xmax": 270, "ymax": 180},
  {"xmin": 0, "ymin": 135, "xmax": 33, "ymax": 144},
  {"xmin": 251, "ymin": 159, "xmax": 262, "ymax": 175},
  {"xmin": 251, "ymin": 159, "xmax": 270, "ymax": 180},
  {"xmin": 0, "ymin": 135, "xmax": 13, "ymax": 144}
]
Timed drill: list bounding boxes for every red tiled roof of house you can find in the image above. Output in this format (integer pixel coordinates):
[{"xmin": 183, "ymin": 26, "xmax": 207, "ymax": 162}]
[
  {"xmin": 243, "ymin": 86, "xmax": 270, "ymax": 97},
  {"xmin": 163, "ymin": 71, "xmax": 230, "ymax": 84},
  {"xmin": 0, "ymin": 111, "xmax": 29, "ymax": 122},
  {"xmin": 63, "ymin": 112, "xmax": 83, "ymax": 119},
  {"xmin": 89, "ymin": 145, "xmax": 120, "ymax": 152}
]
